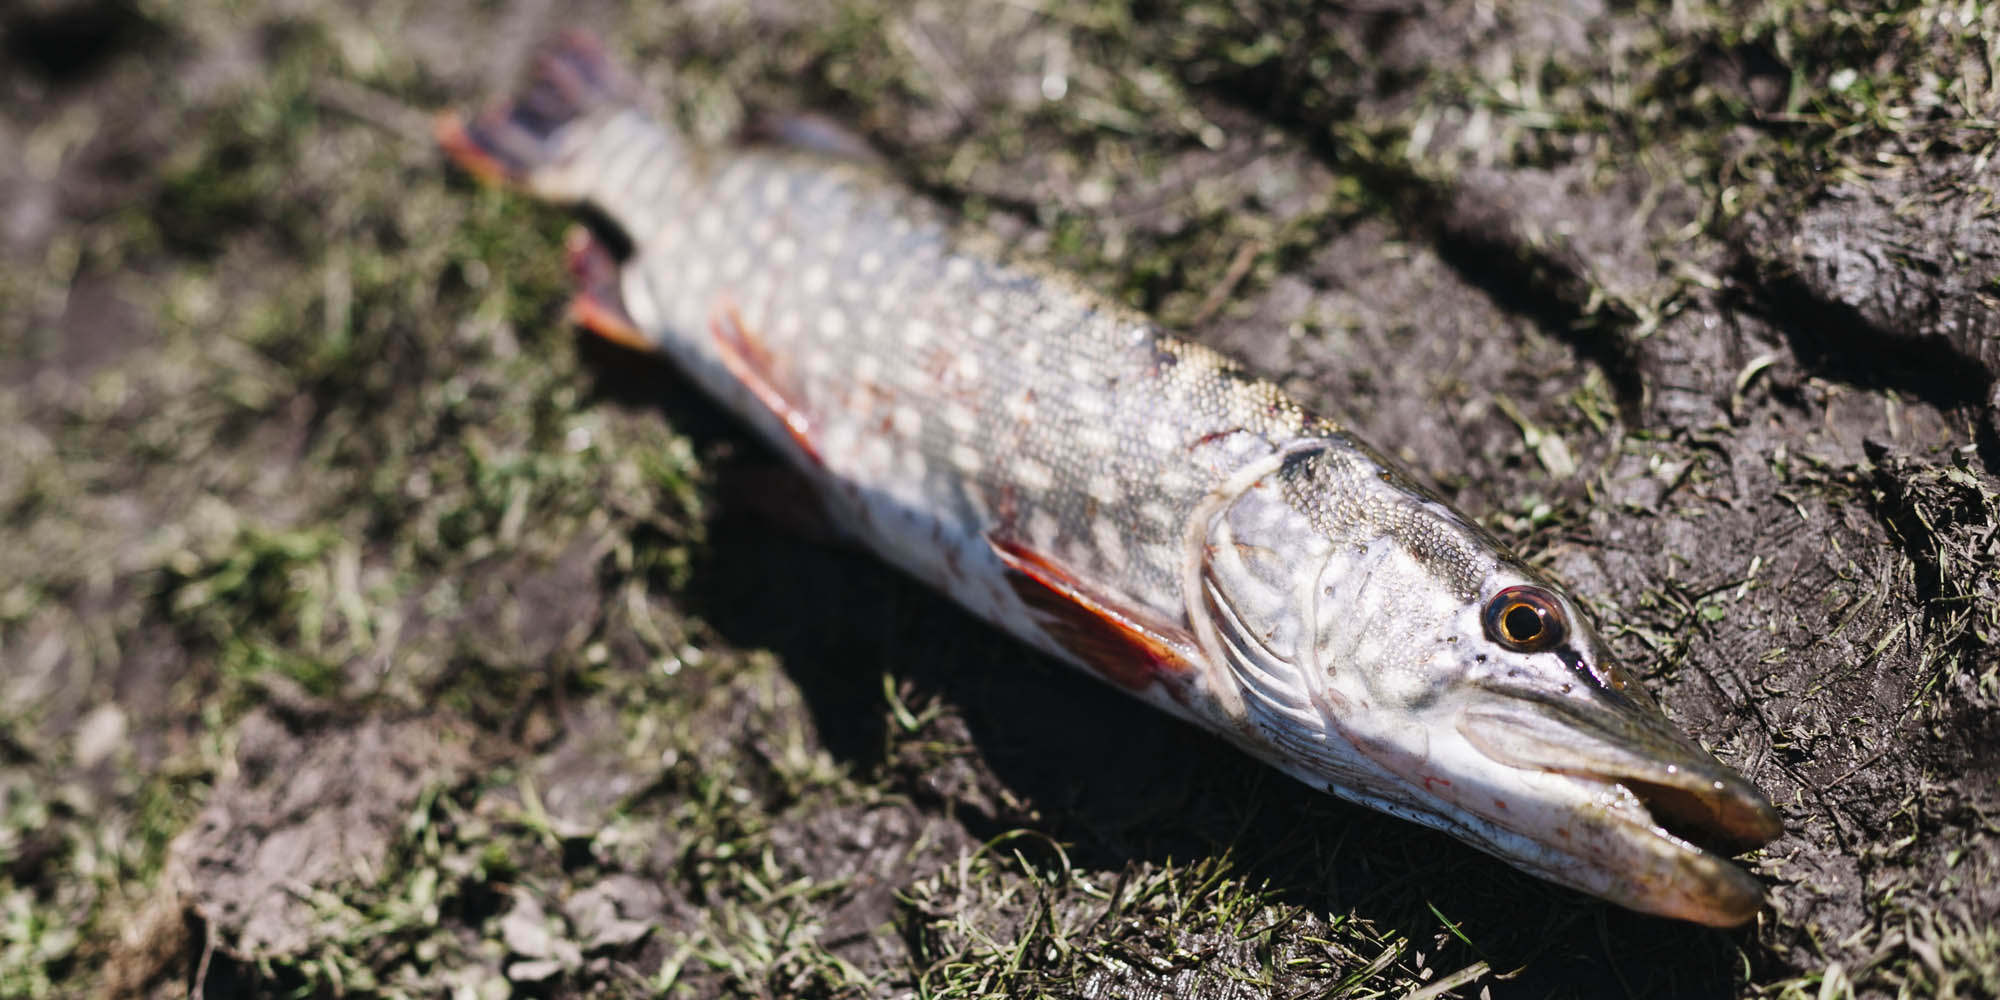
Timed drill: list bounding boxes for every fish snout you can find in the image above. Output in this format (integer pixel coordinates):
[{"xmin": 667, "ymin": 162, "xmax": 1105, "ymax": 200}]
[{"xmin": 1454, "ymin": 694, "xmax": 1783, "ymax": 925}]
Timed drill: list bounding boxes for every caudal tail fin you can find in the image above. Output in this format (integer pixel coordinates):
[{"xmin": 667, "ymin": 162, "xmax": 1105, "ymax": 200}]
[{"xmin": 435, "ymin": 30, "xmax": 643, "ymax": 191}]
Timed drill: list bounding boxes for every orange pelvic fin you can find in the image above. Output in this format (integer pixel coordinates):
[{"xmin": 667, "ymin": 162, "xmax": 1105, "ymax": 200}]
[
  {"xmin": 987, "ymin": 535, "xmax": 1198, "ymax": 692},
  {"xmin": 562, "ymin": 226, "xmax": 650, "ymax": 351},
  {"xmin": 708, "ymin": 298, "xmax": 822, "ymax": 465}
]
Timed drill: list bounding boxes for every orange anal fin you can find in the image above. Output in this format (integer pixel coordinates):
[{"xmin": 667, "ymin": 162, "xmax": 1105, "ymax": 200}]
[
  {"xmin": 563, "ymin": 226, "xmax": 651, "ymax": 352},
  {"xmin": 987, "ymin": 536, "xmax": 1197, "ymax": 692},
  {"xmin": 708, "ymin": 298, "xmax": 822, "ymax": 465}
]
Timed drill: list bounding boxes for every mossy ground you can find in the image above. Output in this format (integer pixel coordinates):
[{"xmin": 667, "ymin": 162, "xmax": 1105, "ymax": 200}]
[{"xmin": 2, "ymin": 1, "xmax": 1996, "ymax": 997}]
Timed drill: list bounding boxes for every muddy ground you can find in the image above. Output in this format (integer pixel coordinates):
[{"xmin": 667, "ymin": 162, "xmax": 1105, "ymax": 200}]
[{"xmin": 3, "ymin": 0, "xmax": 1998, "ymax": 997}]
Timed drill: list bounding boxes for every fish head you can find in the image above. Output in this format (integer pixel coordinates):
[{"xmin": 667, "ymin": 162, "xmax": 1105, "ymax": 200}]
[{"xmin": 1185, "ymin": 437, "xmax": 1782, "ymax": 926}]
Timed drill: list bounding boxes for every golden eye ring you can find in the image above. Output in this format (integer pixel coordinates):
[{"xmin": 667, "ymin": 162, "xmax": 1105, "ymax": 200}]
[{"xmin": 1482, "ymin": 585, "xmax": 1568, "ymax": 653}]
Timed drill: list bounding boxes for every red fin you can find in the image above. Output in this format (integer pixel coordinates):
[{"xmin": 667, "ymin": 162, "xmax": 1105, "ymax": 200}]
[
  {"xmin": 708, "ymin": 298, "xmax": 822, "ymax": 465},
  {"xmin": 563, "ymin": 226, "xmax": 650, "ymax": 351},
  {"xmin": 987, "ymin": 536, "xmax": 1197, "ymax": 692},
  {"xmin": 437, "ymin": 31, "xmax": 641, "ymax": 187}
]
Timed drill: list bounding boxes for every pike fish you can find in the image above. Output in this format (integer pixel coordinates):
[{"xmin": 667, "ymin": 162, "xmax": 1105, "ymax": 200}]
[{"xmin": 439, "ymin": 32, "xmax": 1782, "ymax": 926}]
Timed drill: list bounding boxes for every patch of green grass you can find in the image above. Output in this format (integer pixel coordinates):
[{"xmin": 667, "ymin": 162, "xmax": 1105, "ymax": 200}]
[
  {"xmin": 0, "ymin": 776, "xmax": 79, "ymax": 1000},
  {"xmin": 900, "ymin": 840, "xmax": 1448, "ymax": 998}
]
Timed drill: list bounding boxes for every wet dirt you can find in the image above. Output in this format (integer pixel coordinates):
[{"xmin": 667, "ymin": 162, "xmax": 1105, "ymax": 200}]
[{"xmin": 4, "ymin": 1, "xmax": 1997, "ymax": 998}]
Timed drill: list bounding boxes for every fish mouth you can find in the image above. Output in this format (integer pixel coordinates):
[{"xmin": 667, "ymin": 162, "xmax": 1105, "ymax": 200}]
[{"xmin": 1455, "ymin": 695, "xmax": 1783, "ymax": 927}]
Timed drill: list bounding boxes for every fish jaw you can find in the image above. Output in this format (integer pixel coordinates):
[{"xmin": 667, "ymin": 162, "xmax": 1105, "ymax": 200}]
[
  {"xmin": 1244, "ymin": 665, "xmax": 1780, "ymax": 927},
  {"xmin": 1344, "ymin": 698, "xmax": 1775, "ymax": 926}
]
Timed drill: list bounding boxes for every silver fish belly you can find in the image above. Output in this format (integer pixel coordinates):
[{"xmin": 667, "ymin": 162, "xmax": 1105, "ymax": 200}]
[{"xmin": 440, "ymin": 31, "xmax": 1783, "ymax": 926}]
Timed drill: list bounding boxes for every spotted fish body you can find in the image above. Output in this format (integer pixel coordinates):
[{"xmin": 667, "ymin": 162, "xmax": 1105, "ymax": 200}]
[{"xmin": 442, "ymin": 33, "xmax": 1783, "ymax": 926}]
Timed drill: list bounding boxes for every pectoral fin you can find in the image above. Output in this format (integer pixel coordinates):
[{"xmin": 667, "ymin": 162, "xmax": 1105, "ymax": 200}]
[{"xmin": 987, "ymin": 535, "xmax": 1197, "ymax": 693}]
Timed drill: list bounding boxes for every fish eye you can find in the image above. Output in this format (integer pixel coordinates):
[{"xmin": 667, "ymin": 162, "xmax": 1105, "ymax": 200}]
[{"xmin": 1482, "ymin": 585, "xmax": 1568, "ymax": 653}]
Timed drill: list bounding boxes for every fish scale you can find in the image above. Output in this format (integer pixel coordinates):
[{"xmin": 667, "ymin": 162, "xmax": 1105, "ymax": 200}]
[
  {"xmin": 440, "ymin": 31, "xmax": 1784, "ymax": 927},
  {"xmin": 603, "ymin": 127, "xmax": 1310, "ymax": 625}
]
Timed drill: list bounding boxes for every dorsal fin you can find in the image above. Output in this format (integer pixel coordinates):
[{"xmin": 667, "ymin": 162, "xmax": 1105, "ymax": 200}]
[{"xmin": 741, "ymin": 112, "xmax": 885, "ymax": 165}]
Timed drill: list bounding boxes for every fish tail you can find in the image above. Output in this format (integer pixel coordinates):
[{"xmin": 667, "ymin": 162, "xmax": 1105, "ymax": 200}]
[{"xmin": 435, "ymin": 30, "xmax": 652, "ymax": 200}]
